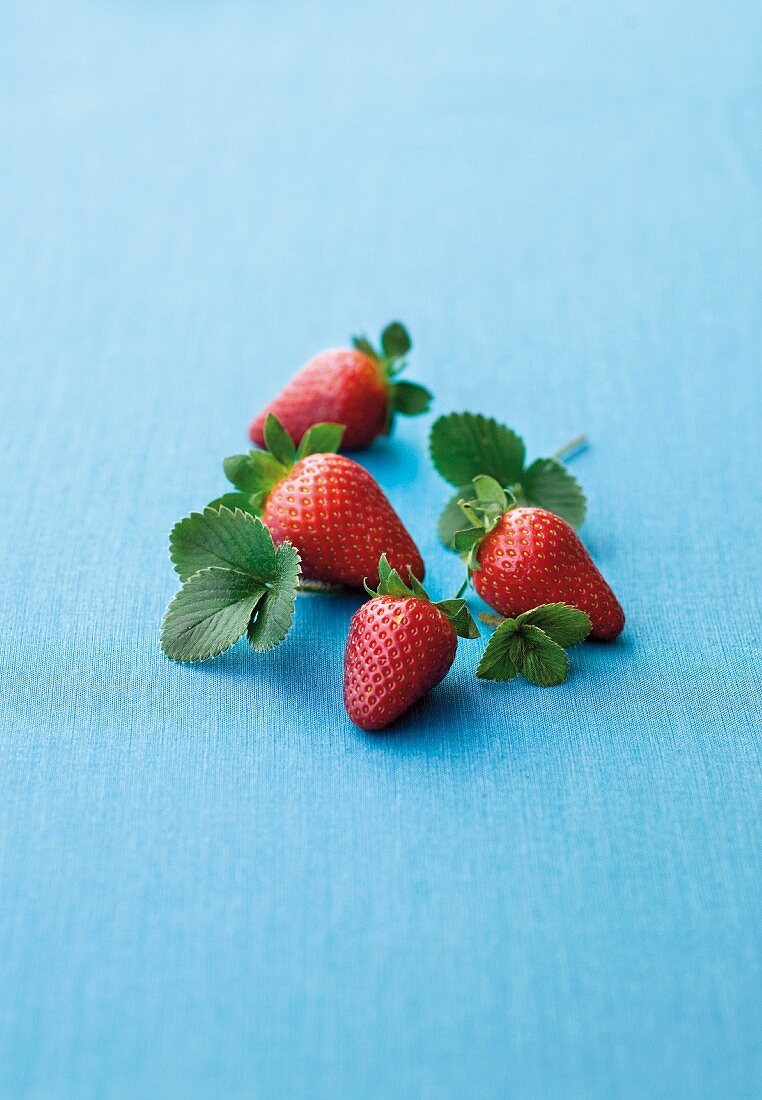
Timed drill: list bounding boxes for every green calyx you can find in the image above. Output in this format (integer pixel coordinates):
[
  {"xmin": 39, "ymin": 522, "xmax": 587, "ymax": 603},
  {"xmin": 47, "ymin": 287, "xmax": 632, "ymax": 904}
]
[
  {"xmin": 430, "ymin": 412, "xmax": 588, "ymax": 550},
  {"xmin": 161, "ymin": 506, "xmax": 301, "ymax": 662},
  {"xmin": 448, "ymin": 475, "xmax": 516, "ymax": 573},
  {"xmin": 476, "ymin": 603, "xmax": 592, "ymax": 686},
  {"xmin": 352, "ymin": 322, "xmax": 432, "ymax": 433},
  {"xmin": 208, "ymin": 413, "xmax": 345, "ymax": 516},
  {"xmin": 364, "ymin": 554, "xmax": 479, "ymax": 640}
]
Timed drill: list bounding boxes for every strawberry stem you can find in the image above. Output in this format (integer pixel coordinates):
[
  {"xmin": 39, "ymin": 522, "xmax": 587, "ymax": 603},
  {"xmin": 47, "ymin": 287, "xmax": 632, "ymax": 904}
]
[
  {"xmin": 552, "ymin": 434, "xmax": 588, "ymax": 463},
  {"xmin": 296, "ymin": 580, "xmax": 346, "ymax": 595},
  {"xmin": 478, "ymin": 611, "xmax": 506, "ymax": 629}
]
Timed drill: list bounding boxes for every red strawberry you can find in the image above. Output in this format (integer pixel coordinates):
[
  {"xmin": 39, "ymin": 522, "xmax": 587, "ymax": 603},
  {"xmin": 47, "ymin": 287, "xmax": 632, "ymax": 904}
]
[
  {"xmin": 450, "ymin": 477, "xmax": 624, "ymax": 640},
  {"xmin": 249, "ymin": 323, "xmax": 431, "ymax": 451},
  {"xmin": 343, "ymin": 557, "xmax": 478, "ymax": 730},
  {"xmin": 212, "ymin": 415, "xmax": 424, "ymax": 589}
]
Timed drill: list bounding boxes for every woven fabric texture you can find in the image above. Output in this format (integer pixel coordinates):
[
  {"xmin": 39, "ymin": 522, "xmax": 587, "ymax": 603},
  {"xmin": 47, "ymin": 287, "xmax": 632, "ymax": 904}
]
[{"xmin": 1, "ymin": 1, "xmax": 760, "ymax": 1096}]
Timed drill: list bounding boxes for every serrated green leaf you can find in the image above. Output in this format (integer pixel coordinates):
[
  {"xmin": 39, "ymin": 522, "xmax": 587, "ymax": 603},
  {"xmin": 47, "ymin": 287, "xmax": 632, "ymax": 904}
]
[
  {"xmin": 435, "ymin": 599, "xmax": 480, "ymax": 639},
  {"xmin": 207, "ymin": 491, "xmax": 260, "ymax": 516},
  {"xmin": 170, "ymin": 507, "xmax": 277, "ymax": 582},
  {"xmin": 161, "ymin": 568, "xmax": 266, "ymax": 662},
  {"xmin": 520, "ymin": 458, "xmax": 587, "ymax": 528},
  {"xmin": 517, "ymin": 603, "xmax": 591, "ymax": 648},
  {"xmin": 429, "ymin": 412, "xmax": 526, "ymax": 488},
  {"xmin": 247, "ymin": 541, "xmax": 301, "ymax": 652},
  {"xmin": 263, "ymin": 414, "xmax": 296, "ymax": 468},
  {"xmin": 296, "ymin": 422, "xmax": 345, "ymax": 459},
  {"xmin": 352, "ymin": 335, "xmax": 378, "ymax": 360},
  {"xmin": 509, "ymin": 625, "xmax": 569, "ymax": 686},
  {"xmin": 437, "ymin": 487, "xmax": 477, "ymax": 550},
  {"xmin": 390, "ymin": 380, "xmax": 431, "ymax": 416},
  {"xmin": 381, "ymin": 321, "xmax": 412, "ymax": 359},
  {"xmin": 476, "ymin": 619, "xmax": 520, "ymax": 680},
  {"xmin": 223, "ymin": 451, "xmax": 285, "ymax": 494}
]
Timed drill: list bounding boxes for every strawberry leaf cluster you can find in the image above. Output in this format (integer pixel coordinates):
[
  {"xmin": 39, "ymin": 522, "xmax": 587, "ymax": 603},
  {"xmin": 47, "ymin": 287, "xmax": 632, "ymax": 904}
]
[
  {"xmin": 430, "ymin": 412, "xmax": 587, "ymax": 547},
  {"xmin": 161, "ymin": 506, "xmax": 300, "ymax": 661},
  {"xmin": 476, "ymin": 604, "xmax": 592, "ymax": 685}
]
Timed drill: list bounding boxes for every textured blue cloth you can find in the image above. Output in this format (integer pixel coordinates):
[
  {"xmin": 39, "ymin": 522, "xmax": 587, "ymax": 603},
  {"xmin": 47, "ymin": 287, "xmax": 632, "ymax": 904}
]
[{"xmin": 1, "ymin": 2, "xmax": 760, "ymax": 1096}]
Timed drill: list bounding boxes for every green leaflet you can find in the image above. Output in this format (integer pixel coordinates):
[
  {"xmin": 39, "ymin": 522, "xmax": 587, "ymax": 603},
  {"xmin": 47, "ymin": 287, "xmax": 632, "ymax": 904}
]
[
  {"xmin": 430, "ymin": 412, "xmax": 526, "ymax": 488},
  {"xmin": 170, "ymin": 506, "xmax": 277, "ymax": 582},
  {"xmin": 390, "ymin": 380, "xmax": 432, "ymax": 416},
  {"xmin": 381, "ymin": 321, "xmax": 412, "ymax": 359},
  {"xmin": 507, "ymin": 625, "xmax": 569, "ymax": 687},
  {"xmin": 247, "ymin": 541, "xmax": 301, "ymax": 652},
  {"xmin": 517, "ymin": 603, "xmax": 591, "ymax": 648},
  {"xmin": 223, "ymin": 451, "xmax": 286, "ymax": 495},
  {"xmin": 263, "ymin": 413, "xmax": 296, "ymax": 467},
  {"xmin": 161, "ymin": 568, "xmax": 266, "ymax": 663},
  {"xmin": 521, "ymin": 458, "xmax": 587, "ymax": 528},
  {"xmin": 297, "ymin": 422, "xmax": 345, "ymax": 459},
  {"xmin": 437, "ymin": 486, "xmax": 476, "ymax": 548}
]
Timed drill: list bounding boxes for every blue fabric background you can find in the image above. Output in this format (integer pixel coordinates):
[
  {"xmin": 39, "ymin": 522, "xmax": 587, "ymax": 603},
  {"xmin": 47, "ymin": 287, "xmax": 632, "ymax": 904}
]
[{"xmin": 1, "ymin": 2, "xmax": 760, "ymax": 1096}]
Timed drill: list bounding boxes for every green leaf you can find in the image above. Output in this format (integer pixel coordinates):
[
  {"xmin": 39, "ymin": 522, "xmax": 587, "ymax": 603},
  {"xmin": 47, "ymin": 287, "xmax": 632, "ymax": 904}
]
[
  {"xmin": 517, "ymin": 603, "xmax": 591, "ymax": 648},
  {"xmin": 429, "ymin": 412, "xmax": 526, "ymax": 488},
  {"xmin": 207, "ymin": 491, "xmax": 260, "ymax": 516},
  {"xmin": 296, "ymin": 422, "xmax": 345, "ymax": 459},
  {"xmin": 520, "ymin": 458, "xmax": 587, "ymax": 528},
  {"xmin": 377, "ymin": 553, "xmax": 392, "ymax": 588},
  {"xmin": 263, "ymin": 413, "xmax": 296, "ymax": 468},
  {"xmin": 437, "ymin": 487, "xmax": 477, "ymax": 550},
  {"xmin": 435, "ymin": 599, "xmax": 480, "ymax": 639},
  {"xmin": 170, "ymin": 507, "xmax": 277, "ymax": 582},
  {"xmin": 373, "ymin": 553, "xmax": 419, "ymax": 598},
  {"xmin": 406, "ymin": 570, "xmax": 428, "ymax": 600},
  {"xmin": 473, "ymin": 474, "xmax": 508, "ymax": 508},
  {"xmin": 381, "ymin": 321, "xmax": 412, "ymax": 359},
  {"xmin": 161, "ymin": 568, "xmax": 266, "ymax": 662},
  {"xmin": 452, "ymin": 526, "xmax": 483, "ymax": 555},
  {"xmin": 476, "ymin": 619, "xmax": 520, "ymax": 681},
  {"xmin": 223, "ymin": 451, "xmax": 285, "ymax": 494},
  {"xmin": 390, "ymin": 380, "xmax": 432, "ymax": 416},
  {"xmin": 509, "ymin": 625, "xmax": 569, "ymax": 686},
  {"xmin": 352, "ymin": 335, "xmax": 378, "ymax": 360},
  {"xmin": 247, "ymin": 542, "xmax": 301, "ymax": 651}
]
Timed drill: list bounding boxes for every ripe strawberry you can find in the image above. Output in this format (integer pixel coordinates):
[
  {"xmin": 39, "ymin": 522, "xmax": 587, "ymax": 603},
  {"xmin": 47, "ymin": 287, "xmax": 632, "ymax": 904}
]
[
  {"xmin": 249, "ymin": 323, "xmax": 431, "ymax": 451},
  {"xmin": 211, "ymin": 415, "xmax": 424, "ymax": 588},
  {"xmin": 343, "ymin": 556, "xmax": 478, "ymax": 730},
  {"xmin": 454, "ymin": 478, "xmax": 624, "ymax": 640}
]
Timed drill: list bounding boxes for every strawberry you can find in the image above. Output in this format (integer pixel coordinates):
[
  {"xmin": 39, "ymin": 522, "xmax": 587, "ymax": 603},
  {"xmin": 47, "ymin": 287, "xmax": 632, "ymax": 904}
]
[
  {"xmin": 343, "ymin": 556, "xmax": 478, "ymax": 730},
  {"xmin": 210, "ymin": 415, "xmax": 424, "ymax": 589},
  {"xmin": 249, "ymin": 323, "xmax": 431, "ymax": 451},
  {"xmin": 453, "ymin": 478, "xmax": 624, "ymax": 641}
]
